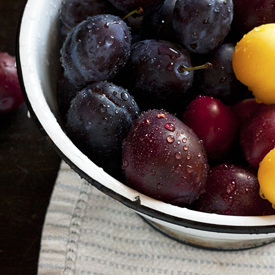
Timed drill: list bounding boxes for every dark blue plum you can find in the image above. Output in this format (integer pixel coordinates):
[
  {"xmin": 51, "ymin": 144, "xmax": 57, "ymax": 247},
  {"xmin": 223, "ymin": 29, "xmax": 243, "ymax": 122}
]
[
  {"xmin": 129, "ymin": 39, "xmax": 194, "ymax": 111},
  {"xmin": 66, "ymin": 81, "xmax": 140, "ymax": 159},
  {"xmin": 61, "ymin": 15, "xmax": 131, "ymax": 87},
  {"xmin": 172, "ymin": 0, "xmax": 233, "ymax": 54},
  {"xmin": 199, "ymin": 43, "xmax": 249, "ymax": 104}
]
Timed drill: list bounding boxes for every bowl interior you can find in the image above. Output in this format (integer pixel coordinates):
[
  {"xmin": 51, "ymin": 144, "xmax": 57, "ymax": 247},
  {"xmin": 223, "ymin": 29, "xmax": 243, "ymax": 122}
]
[{"xmin": 18, "ymin": 0, "xmax": 275, "ymax": 231}]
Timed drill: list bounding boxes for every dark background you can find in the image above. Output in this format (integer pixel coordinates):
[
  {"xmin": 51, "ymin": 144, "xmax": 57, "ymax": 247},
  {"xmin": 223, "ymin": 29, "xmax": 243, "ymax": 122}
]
[{"xmin": 0, "ymin": 0, "xmax": 61, "ymax": 273}]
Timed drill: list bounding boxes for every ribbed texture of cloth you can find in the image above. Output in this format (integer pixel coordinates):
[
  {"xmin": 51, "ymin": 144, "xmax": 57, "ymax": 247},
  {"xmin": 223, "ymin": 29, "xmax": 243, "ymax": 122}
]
[{"xmin": 38, "ymin": 162, "xmax": 275, "ymax": 275}]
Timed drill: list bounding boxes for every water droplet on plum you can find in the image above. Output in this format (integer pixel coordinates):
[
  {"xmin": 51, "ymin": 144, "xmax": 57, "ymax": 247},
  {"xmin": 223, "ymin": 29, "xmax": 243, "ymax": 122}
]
[
  {"xmin": 166, "ymin": 135, "xmax": 175, "ymax": 144},
  {"xmin": 157, "ymin": 113, "xmax": 166, "ymax": 119},
  {"xmin": 123, "ymin": 160, "xmax": 129, "ymax": 168},
  {"xmin": 175, "ymin": 152, "xmax": 182, "ymax": 159},
  {"xmin": 186, "ymin": 165, "xmax": 193, "ymax": 173},
  {"xmin": 165, "ymin": 123, "xmax": 175, "ymax": 132},
  {"xmin": 121, "ymin": 92, "xmax": 129, "ymax": 101}
]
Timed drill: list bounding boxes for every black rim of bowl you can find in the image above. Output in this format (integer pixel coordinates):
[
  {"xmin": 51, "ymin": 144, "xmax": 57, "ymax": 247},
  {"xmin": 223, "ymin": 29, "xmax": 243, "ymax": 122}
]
[{"xmin": 15, "ymin": 2, "xmax": 275, "ymax": 236}]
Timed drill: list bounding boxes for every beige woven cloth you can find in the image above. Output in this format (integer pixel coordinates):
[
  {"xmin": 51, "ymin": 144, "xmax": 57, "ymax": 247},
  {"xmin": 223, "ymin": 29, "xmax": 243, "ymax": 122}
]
[{"xmin": 38, "ymin": 161, "xmax": 275, "ymax": 275}]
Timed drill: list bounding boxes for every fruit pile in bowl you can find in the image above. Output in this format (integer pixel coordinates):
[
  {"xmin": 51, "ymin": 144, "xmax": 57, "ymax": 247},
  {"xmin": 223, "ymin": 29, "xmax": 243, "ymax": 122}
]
[{"xmin": 18, "ymin": 0, "xmax": 275, "ymax": 250}]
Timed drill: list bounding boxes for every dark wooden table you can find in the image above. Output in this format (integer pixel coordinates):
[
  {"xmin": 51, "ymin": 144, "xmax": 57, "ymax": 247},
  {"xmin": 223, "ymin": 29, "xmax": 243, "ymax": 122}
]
[{"xmin": 0, "ymin": 1, "xmax": 61, "ymax": 274}]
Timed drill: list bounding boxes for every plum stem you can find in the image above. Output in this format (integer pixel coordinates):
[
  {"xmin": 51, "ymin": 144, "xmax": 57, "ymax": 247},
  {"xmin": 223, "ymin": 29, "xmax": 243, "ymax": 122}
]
[
  {"xmin": 178, "ymin": 62, "xmax": 212, "ymax": 73},
  {"xmin": 122, "ymin": 7, "xmax": 144, "ymax": 20}
]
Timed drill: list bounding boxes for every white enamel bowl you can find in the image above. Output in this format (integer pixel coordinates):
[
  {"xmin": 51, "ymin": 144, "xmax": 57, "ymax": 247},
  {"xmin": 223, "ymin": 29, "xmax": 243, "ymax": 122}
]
[{"xmin": 17, "ymin": 0, "xmax": 275, "ymax": 250}]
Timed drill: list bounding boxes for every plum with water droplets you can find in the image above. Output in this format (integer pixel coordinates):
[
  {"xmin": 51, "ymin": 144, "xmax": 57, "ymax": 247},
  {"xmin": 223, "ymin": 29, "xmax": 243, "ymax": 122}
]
[
  {"xmin": 128, "ymin": 39, "xmax": 194, "ymax": 111},
  {"xmin": 61, "ymin": 14, "xmax": 131, "ymax": 87},
  {"xmin": 66, "ymin": 81, "xmax": 140, "ymax": 161},
  {"xmin": 198, "ymin": 43, "xmax": 249, "ymax": 104},
  {"xmin": 195, "ymin": 164, "xmax": 275, "ymax": 216},
  {"xmin": 122, "ymin": 109, "xmax": 208, "ymax": 205},
  {"xmin": 172, "ymin": 0, "xmax": 233, "ymax": 54}
]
